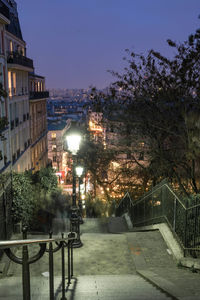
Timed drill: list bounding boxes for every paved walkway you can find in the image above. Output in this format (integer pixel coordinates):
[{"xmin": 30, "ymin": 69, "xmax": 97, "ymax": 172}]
[
  {"xmin": 125, "ymin": 230, "xmax": 200, "ymax": 300},
  {"xmin": 0, "ymin": 217, "xmax": 200, "ymax": 299}
]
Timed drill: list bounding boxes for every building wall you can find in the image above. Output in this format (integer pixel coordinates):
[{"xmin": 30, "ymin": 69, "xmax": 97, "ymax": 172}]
[
  {"xmin": 0, "ymin": 1, "xmax": 13, "ymax": 242},
  {"xmin": 47, "ymin": 119, "xmax": 71, "ymax": 180},
  {"xmin": 29, "ymin": 75, "xmax": 48, "ymax": 171},
  {"xmin": 4, "ymin": 3, "xmax": 33, "ymax": 172},
  {"xmin": 0, "ymin": 8, "xmax": 11, "ymax": 173}
]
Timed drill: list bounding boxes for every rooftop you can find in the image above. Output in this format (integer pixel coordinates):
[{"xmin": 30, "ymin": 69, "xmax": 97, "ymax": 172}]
[{"xmin": 48, "ymin": 120, "xmax": 69, "ymax": 131}]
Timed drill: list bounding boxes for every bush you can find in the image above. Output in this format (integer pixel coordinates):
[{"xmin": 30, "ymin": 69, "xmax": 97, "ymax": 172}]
[{"xmin": 12, "ymin": 172, "xmax": 36, "ymax": 226}]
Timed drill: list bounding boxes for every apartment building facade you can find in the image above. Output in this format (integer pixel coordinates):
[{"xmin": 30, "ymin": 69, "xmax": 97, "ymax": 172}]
[
  {"xmin": 48, "ymin": 119, "xmax": 71, "ymax": 182},
  {"xmin": 5, "ymin": 0, "xmax": 33, "ymax": 172},
  {"xmin": 29, "ymin": 73, "xmax": 49, "ymax": 171},
  {"xmin": 0, "ymin": 0, "xmax": 10, "ymax": 173}
]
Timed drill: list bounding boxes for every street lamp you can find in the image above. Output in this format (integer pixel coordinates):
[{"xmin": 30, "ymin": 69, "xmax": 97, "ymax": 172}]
[
  {"xmin": 66, "ymin": 131, "xmax": 83, "ymax": 248},
  {"xmin": 75, "ymin": 166, "xmax": 84, "ymax": 224}
]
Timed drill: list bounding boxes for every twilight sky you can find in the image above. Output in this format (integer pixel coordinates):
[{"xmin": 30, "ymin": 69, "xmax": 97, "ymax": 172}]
[{"xmin": 16, "ymin": 0, "xmax": 200, "ymax": 89}]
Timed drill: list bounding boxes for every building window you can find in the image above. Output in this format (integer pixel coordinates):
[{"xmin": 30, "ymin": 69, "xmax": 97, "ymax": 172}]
[
  {"xmin": 8, "ymin": 71, "xmax": 12, "ymax": 96},
  {"xmin": 53, "ymin": 156, "xmax": 57, "ymax": 162},
  {"xmin": 51, "ymin": 133, "xmax": 56, "ymax": 139},
  {"xmin": 10, "ymin": 40, "xmax": 13, "ymax": 52},
  {"xmin": 52, "ymin": 145, "xmax": 56, "ymax": 151},
  {"xmin": 8, "ymin": 71, "xmax": 16, "ymax": 96}
]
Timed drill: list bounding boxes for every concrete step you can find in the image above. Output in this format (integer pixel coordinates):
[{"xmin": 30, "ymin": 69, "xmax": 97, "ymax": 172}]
[
  {"xmin": 81, "ymin": 218, "xmax": 109, "ymax": 233},
  {"xmin": 0, "ymin": 275, "xmax": 170, "ymax": 300},
  {"xmin": 107, "ymin": 216, "xmax": 128, "ymax": 233},
  {"xmin": 80, "ymin": 217, "xmax": 129, "ymax": 234},
  {"xmin": 69, "ymin": 275, "xmax": 170, "ymax": 300}
]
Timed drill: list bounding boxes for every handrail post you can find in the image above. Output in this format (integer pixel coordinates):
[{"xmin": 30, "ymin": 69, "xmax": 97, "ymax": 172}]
[
  {"xmin": 173, "ymin": 197, "xmax": 177, "ymax": 232},
  {"xmin": 67, "ymin": 240, "xmax": 71, "ymax": 285},
  {"xmin": 61, "ymin": 233, "xmax": 67, "ymax": 300},
  {"xmin": 71, "ymin": 238, "xmax": 73, "ymax": 277},
  {"xmin": 49, "ymin": 232, "xmax": 54, "ymax": 300},
  {"xmin": 184, "ymin": 201, "xmax": 188, "ymax": 257},
  {"xmin": 22, "ymin": 227, "xmax": 31, "ymax": 300}
]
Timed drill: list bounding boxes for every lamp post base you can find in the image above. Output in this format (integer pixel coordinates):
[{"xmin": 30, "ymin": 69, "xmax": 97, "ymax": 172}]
[{"xmin": 70, "ymin": 206, "xmax": 83, "ymax": 248}]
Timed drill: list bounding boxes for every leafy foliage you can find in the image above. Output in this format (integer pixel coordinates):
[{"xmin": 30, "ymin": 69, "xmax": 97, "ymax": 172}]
[
  {"xmin": 12, "ymin": 172, "xmax": 35, "ymax": 226},
  {"xmin": 11, "ymin": 167, "xmax": 65, "ymax": 228},
  {"xmin": 31, "ymin": 167, "xmax": 58, "ymax": 192}
]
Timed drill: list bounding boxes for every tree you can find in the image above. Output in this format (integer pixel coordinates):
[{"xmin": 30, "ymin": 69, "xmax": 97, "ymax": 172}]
[
  {"xmin": 91, "ymin": 25, "xmax": 200, "ymax": 197},
  {"xmin": 31, "ymin": 167, "xmax": 58, "ymax": 193}
]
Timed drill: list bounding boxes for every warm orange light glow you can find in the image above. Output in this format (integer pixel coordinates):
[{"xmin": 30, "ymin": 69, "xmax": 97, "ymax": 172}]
[{"xmin": 89, "ymin": 120, "xmax": 103, "ymax": 132}]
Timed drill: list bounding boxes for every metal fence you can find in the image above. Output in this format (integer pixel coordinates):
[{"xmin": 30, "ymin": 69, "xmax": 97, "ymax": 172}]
[{"xmin": 116, "ymin": 180, "xmax": 200, "ymax": 257}]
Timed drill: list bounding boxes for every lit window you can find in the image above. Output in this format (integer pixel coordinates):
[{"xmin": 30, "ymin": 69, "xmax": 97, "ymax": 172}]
[
  {"xmin": 8, "ymin": 71, "xmax": 12, "ymax": 96},
  {"xmin": 52, "ymin": 145, "xmax": 56, "ymax": 151},
  {"xmin": 10, "ymin": 40, "xmax": 13, "ymax": 52},
  {"xmin": 51, "ymin": 133, "xmax": 56, "ymax": 139},
  {"xmin": 13, "ymin": 72, "xmax": 16, "ymax": 95}
]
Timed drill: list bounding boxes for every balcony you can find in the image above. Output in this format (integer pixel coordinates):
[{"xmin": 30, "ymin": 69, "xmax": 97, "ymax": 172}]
[
  {"xmin": 7, "ymin": 51, "xmax": 33, "ymax": 69},
  {"xmin": 0, "ymin": 1, "xmax": 9, "ymax": 20},
  {"xmin": 29, "ymin": 91, "xmax": 49, "ymax": 100}
]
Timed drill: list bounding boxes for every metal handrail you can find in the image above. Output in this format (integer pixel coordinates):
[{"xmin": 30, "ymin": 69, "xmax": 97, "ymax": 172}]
[
  {"xmin": 129, "ymin": 182, "xmax": 186, "ymax": 210},
  {"xmin": 0, "ymin": 236, "xmax": 76, "ymax": 249},
  {"xmin": 116, "ymin": 191, "xmax": 134, "ymax": 209},
  {"xmin": 1, "ymin": 230, "xmax": 77, "ymax": 300},
  {"xmin": 116, "ymin": 180, "xmax": 200, "ymax": 257}
]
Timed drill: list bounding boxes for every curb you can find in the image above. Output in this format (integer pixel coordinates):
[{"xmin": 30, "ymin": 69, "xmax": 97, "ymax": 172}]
[{"xmin": 136, "ymin": 270, "xmax": 180, "ymax": 300}]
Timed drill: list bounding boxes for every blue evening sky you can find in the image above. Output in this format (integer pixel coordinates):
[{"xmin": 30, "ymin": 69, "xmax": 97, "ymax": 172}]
[{"xmin": 16, "ymin": 0, "xmax": 200, "ymax": 89}]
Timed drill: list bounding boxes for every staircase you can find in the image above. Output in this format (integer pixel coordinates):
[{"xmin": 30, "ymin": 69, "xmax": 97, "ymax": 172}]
[{"xmin": 1, "ymin": 217, "xmax": 200, "ymax": 299}]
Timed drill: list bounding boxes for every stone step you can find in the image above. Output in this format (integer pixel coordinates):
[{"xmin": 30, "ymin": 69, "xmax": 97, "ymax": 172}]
[{"xmin": 0, "ymin": 275, "xmax": 170, "ymax": 300}]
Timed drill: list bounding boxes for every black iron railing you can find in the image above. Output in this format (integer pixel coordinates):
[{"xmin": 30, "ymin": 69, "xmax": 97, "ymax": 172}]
[
  {"xmin": 7, "ymin": 51, "xmax": 33, "ymax": 69},
  {"xmin": 0, "ymin": 0, "xmax": 9, "ymax": 20},
  {"xmin": 0, "ymin": 229, "xmax": 77, "ymax": 299},
  {"xmin": 29, "ymin": 91, "xmax": 49, "ymax": 100},
  {"xmin": 116, "ymin": 180, "xmax": 200, "ymax": 257}
]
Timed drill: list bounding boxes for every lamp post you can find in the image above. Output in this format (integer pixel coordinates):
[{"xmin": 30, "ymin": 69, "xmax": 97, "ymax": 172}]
[
  {"xmin": 66, "ymin": 132, "xmax": 83, "ymax": 248},
  {"xmin": 75, "ymin": 166, "xmax": 84, "ymax": 224}
]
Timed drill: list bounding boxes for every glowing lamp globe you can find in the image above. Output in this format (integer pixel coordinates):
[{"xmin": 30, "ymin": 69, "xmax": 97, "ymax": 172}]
[
  {"xmin": 76, "ymin": 166, "xmax": 84, "ymax": 177},
  {"xmin": 66, "ymin": 134, "xmax": 81, "ymax": 155}
]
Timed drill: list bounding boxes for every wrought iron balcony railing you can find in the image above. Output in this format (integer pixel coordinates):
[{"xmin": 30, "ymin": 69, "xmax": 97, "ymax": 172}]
[
  {"xmin": 7, "ymin": 51, "xmax": 33, "ymax": 69},
  {"xmin": 0, "ymin": 230, "xmax": 77, "ymax": 299},
  {"xmin": 0, "ymin": 0, "xmax": 9, "ymax": 20},
  {"xmin": 29, "ymin": 91, "xmax": 49, "ymax": 100}
]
